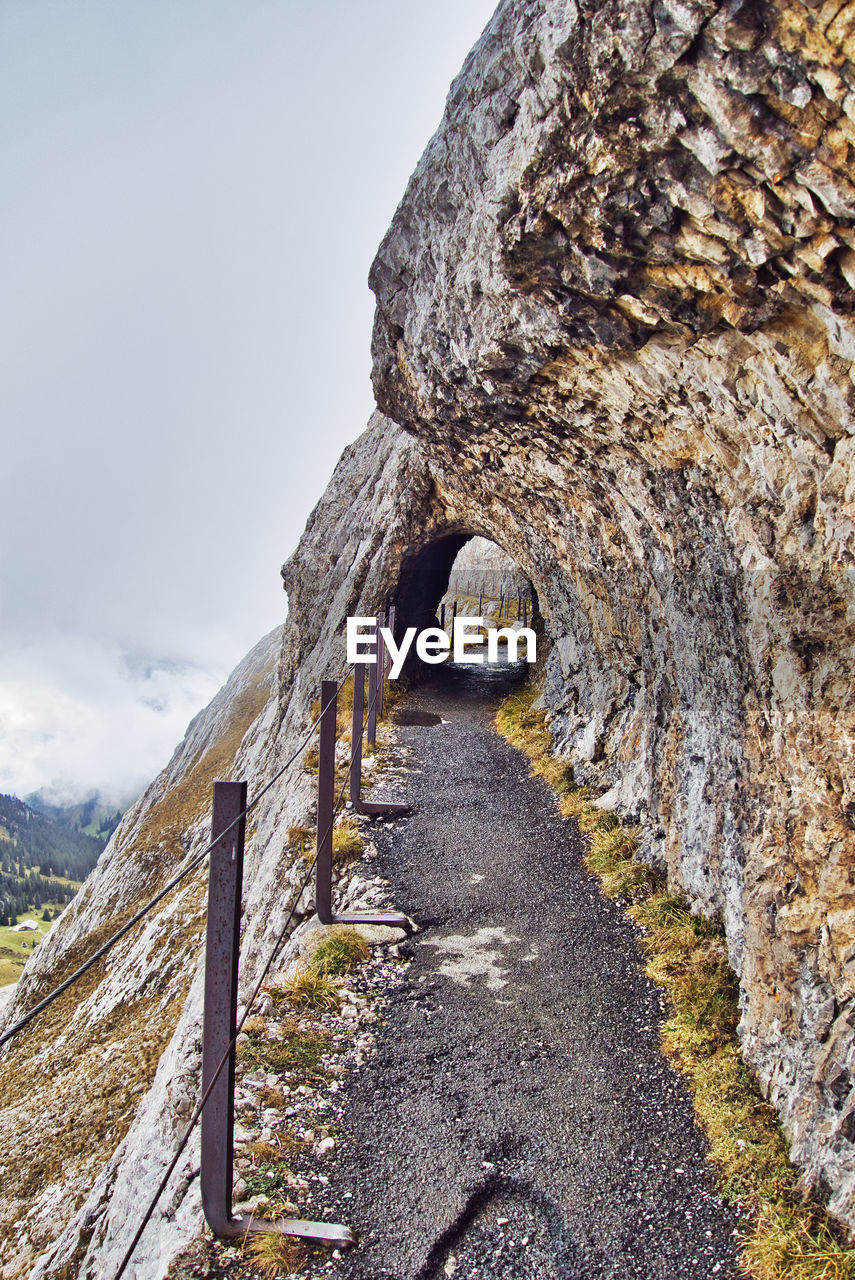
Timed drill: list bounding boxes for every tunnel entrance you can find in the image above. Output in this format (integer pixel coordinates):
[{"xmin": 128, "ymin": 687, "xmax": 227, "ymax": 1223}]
[
  {"xmin": 437, "ymin": 537, "xmax": 534, "ymax": 632},
  {"xmin": 389, "ymin": 535, "xmax": 539, "ymax": 688}
]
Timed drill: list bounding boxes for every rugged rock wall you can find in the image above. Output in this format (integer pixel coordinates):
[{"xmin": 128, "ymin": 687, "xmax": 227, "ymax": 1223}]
[
  {"xmin": 2, "ymin": 0, "xmax": 855, "ymax": 1273},
  {"xmin": 366, "ymin": 0, "xmax": 855, "ymax": 1229}
]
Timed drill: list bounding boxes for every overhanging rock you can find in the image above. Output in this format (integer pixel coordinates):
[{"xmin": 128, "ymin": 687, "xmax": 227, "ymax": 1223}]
[{"xmin": 367, "ymin": 0, "xmax": 855, "ymax": 1233}]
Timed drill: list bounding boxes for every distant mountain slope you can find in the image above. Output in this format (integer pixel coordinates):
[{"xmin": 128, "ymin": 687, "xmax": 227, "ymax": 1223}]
[
  {"xmin": 0, "ymin": 623, "xmax": 286, "ymax": 1278},
  {"xmin": 0, "ymin": 795, "xmax": 107, "ymax": 923},
  {"xmin": 26, "ymin": 791, "xmax": 125, "ymax": 843}
]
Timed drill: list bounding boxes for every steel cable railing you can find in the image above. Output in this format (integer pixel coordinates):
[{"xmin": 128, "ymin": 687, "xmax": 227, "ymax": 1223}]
[
  {"xmin": 0, "ymin": 669, "xmax": 354, "ymax": 1052},
  {"xmin": 112, "ymin": 676, "xmax": 379, "ymax": 1280}
]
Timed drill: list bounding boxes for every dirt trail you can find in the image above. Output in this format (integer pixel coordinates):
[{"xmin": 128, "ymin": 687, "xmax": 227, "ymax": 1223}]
[{"xmin": 308, "ymin": 660, "xmax": 742, "ymax": 1280}]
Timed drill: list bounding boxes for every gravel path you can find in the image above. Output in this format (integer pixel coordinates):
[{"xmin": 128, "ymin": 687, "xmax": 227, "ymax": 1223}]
[{"xmin": 307, "ymin": 660, "xmax": 743, "ymax": 1280}]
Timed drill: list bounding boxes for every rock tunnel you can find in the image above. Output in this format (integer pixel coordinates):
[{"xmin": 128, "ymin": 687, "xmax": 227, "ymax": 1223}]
[
  {"xmin": 285, "ymin": 0, "xmax": 855, "ymax": 1220},
  {"xmin": 389, "ymin": 532, "xmax": 541, "ymax": 656}
]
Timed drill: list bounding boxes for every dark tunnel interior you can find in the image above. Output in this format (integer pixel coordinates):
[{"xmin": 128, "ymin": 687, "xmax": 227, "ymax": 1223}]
[{"xmin": 387, "ymin": 534, "xmax": 540, "ymax": 685}]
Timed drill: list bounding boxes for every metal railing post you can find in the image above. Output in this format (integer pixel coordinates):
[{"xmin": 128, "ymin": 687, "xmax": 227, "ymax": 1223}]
[
  {"xmin": 349, "ymin": 663, "xmax": 366, "ymax": 811},
  {"xmin": 197, "ymin": 771, "xmax": 354, "ymax": 1248},
  {"xmin": 384, "ymin": 605, "xmax": 396, "ymax": 706},
  {"xmin": 376, "ymin": 610, "xmax": 386, "ymax": 722},
  {"xmin": 386, "ymin": 605, "xmax": 396, "ymax": 676},
  {"xmin": 315, "ymin": 679, "xmax": 337, "ymax": 925},
  {"xmin": 367, "ymin": 641, "xmax": 378, "ymax": 748},
  {"xmin": 308, "ymin": 672, "xmax": 413, "ymax": 933},
  {"xmin": 349, "ymin": 662, "xmax": 411, "ymax": 820},
  {"xmin": 201, "ymin": 780, "xmax": 247, "ymax": 1237}
]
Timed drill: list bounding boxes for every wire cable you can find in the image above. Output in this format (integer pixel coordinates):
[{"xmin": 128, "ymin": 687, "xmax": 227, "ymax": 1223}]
[
  {"xmin": 0, "ymin": 669, "xmax": 354, "ymax": 1051},
  {"xmin": 112, "ymin": 677, "xmax": 377, "ymax": 1280}
]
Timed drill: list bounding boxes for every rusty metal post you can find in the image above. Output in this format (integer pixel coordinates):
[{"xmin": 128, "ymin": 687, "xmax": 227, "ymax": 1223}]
[
  {"xmin": 349, "ymin": 663, "xmax": 366, "ymax": 811},
  {"xmin": 367, "ymin": 649, "xmax": 378, "ymax": 748},
  {"xmin": 200, "ymin": 777, "xmax": 356, "ymax": 1249},
  {"xmin": 376, "ymin": 611, "xmax": 386, "ymax": 722},
  {"xmin": 201, "ymin": 781, "xmax": 246, "ymax": 1238},
  {"xmin": 386, "ymin": 605, "xmax": 396, "ymax": 670},
  {"xmin": 439, "ymin": 602, "xmax": 445, "ymax": 630},
  {"xmin": 304, "ymin": 673, "xmax": 413, "ymax": 932},
  {"xmin": 452, "ymin": 600, "xmax": 458, "ymax": 627},
  {"xmin": 315, "ymin": 679, "xmax": 337, "ymax": 925},
  {"xmin": 349, "ymin": 662, "xmax": 411, "ymax": 820},
  {"xmin": 384, "ymin": 605, "xmax": 396, "ymax": 704}
]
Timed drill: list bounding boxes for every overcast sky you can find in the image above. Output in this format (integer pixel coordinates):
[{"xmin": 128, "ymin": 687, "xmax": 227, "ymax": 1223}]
[{"xmin": 0, "ymin": 0, "xmax": 498, "ymax": 804}]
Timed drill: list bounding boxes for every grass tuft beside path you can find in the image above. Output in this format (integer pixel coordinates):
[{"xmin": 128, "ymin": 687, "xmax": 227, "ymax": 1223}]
[{"xmin": 495, "ymin": 684, "xmax": 855, "ymax": 1280}]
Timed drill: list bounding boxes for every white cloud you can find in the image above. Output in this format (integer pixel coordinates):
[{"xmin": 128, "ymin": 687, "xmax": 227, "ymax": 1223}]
[
  {"xmin": 0, "ymin": 638, "xmax": 225, "ymax": 804},
  {"xmin": 0, "ymin": 0, "xmax": 499, "ymax": 802}
]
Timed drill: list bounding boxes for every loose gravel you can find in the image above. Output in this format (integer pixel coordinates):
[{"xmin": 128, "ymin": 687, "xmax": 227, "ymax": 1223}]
[{"xmin": 295, "ymin": 660, "xmax": 744, "ymax": 1280}]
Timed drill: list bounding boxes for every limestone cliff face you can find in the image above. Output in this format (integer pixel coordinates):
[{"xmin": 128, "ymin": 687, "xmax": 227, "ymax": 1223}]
[
  {"xmin": 366, "ymin": 0, "xmax": 855, "ymax": 1229},
  {"xmin": 2, "ymin": 1, "xmax": 854, "ymax": 1274}
]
